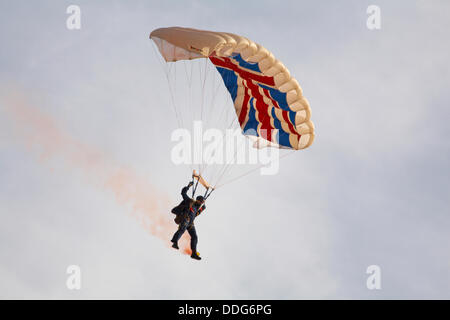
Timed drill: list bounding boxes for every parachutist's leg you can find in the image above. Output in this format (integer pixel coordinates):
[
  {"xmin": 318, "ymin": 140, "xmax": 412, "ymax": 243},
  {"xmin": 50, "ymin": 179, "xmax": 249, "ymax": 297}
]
[
  {"xmin": 171, "ymin": 220, "xmax": 188, "ymax": 248},
  {"xmin": 188, "ymin": 224, "xmax": 201, "ymax": 260},
  {"xmin": 187, "ymin": 225, "xmax": 198, "ymax": 254}
]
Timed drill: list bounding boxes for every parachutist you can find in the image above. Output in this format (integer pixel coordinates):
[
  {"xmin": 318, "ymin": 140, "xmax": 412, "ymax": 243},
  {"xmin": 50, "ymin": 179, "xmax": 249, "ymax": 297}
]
[{"xmin": 171, "ymin": 181, "xmax": 206, "ymax": 260}]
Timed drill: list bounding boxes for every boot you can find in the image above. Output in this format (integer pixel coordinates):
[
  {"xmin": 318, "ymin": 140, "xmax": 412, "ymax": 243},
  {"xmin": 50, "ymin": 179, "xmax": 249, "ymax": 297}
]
[
  {"xmin": 171, "ymin": 241, "xmax": 179, "ymax": 250},
  {"xmin": 191, "ymin": 251, "xmax": 201, "ymax": 260}
]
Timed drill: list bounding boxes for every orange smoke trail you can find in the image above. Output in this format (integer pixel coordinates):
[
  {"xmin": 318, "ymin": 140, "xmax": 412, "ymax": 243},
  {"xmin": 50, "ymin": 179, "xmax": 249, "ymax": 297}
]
[{"xmin": 2, "ymin": 92, "xmax": 192, "ymax": 255}]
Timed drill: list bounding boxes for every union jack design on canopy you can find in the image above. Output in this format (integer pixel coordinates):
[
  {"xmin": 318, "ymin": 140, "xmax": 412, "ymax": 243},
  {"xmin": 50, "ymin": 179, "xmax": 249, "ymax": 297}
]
[{"xmin": 150, "ymin": 26, "xmax": 315, "ymax": 150}]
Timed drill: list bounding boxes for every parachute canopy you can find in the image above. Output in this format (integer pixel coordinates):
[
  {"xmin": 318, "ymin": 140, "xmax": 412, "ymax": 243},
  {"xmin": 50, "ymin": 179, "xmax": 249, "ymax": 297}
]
[{"xmin": 150, "ymin": 27, "xmax": 315, "ymax": 150}]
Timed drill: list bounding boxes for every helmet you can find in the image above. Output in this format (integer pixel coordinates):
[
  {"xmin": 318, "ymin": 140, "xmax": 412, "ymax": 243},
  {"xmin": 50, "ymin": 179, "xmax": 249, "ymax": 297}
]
[{"xmin": 196, "ymin": 195, "xmax": 205, "ymax": 202}]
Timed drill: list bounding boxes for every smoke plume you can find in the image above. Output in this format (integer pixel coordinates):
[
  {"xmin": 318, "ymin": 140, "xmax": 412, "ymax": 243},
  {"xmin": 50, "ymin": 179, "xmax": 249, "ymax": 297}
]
[{"xmin": 2, "ymin": 91, "xmax": 192, "ymax": 255}]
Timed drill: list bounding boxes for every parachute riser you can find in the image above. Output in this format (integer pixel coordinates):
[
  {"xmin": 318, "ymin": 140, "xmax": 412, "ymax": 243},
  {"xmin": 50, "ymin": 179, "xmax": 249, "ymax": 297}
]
[
  {"xmin": 204, "ymin": 188, "xmax": 214, "ymax": 200},
  {"xmin": 191, "ymin": 171, "xmax": 214, "ymax": 200},
  {"xmin": 192, "ymin": 178, "xmax": 199, "ymax": 198}
]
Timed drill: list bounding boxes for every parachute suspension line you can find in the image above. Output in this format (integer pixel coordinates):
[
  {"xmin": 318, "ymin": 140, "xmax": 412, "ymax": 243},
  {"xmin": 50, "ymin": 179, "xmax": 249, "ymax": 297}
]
[
  {"xmin": 199, "ymin": 63, "xmax": 215, "ymax": 179},
  {"xmin": 192, "ymin": 61, "xmax": 202, "ymax": 177},
  {"xmin": 151, "ymin": 41, "xmax": 197, "ymax": 173},
  {"xmin": 183, "ymin": 60, "xmax": 193, "ymax": 128},
  {"xmin": 151, "ymin": 41, "xmax": 167, "ymax": 78},
  {"xmin": 201, "ymin": 63, "xmax": 245, "ymax": 187},
  {"xmin": 205, "ymin": 62, "xmax": 248, "ymax": 188},
  {"xmin": 214, "ymin": 68, "xmax": 240, "ymax": 134},
  {"xmin": 164, "ymin": 62, "xmax": 184, "ymax": 129},
  {"xmin": 203, "ymin": 63, "xmax": 222, "ymax": 128},
  {"xmin": 190, "ymin": 175, "xmax": 195, "ymax": 196},
  {"xmin": 183, "ymin": 60, "xmax": 194, "ymax": 86},
  {"xmin": 215, "ymin": 71, "xmax": 234, "ymax": 129},
  {"xmin": 201, "ymin": 60, "xmax": 232, "ymax": 180},
  {"xmin": 211, "ymin": 75, "xmax": 267, "ymax": 187},
  {"xmin": 167, "ymin": 61, "xmax": 200, "ymax": 174},
  {"xmin": 209, "ymin": 73, "xmax": 278, "ymax": 187},
  {"xmin": 213, "ymin": 103, "xmax": 260, "ymax": 186},
  {"xmin": 201, "ymin": 67, "xmax": 238, "ymax": 184},
  {"xmin": 204, "ymin": 188, "xmax": 214, "ymax": 200},
  {"xmin": 198, "ymin": 61, "xmax": 212, "ymax": 177},
  {"xmin": 198, "ymin": 59, "xmax": 208, "ymax": 176},
  {"xmin": 212, "ymin": 134, "xmax": 247, "ymax": 188},
  {"xmin": 214, "ymin": 121, "xmax": 295, "ymax": 188},
  {"xmin": 151, "ymin": 42, "xmax": 183, "ymax": 129},
  {"xmin": 199, "ymin": 59, "xmax": 222, "ymax": 180},
  {"xmin": 221, "ymin": 94, "xmax": 284, "ymax": 186},
  {"xmin": 173, "ymin": 61, "xmax": 188, "ymax": 131},
  {"xmin": 180, "ymin": 61, "xmax": 189, "ymax": 122},
  {"xmin": 225, "ymin": 106, "xmax": 240, "ymax": 131},
  {"xmin": 192, "ymin": 177, "xmax": 200, "ymax": 198},
  {"xmin": 171, "ymin": 61, "xmax": 184, "ymax": 129},
  {"xmin": 213, "ymin": 105, "xmax": 250, "ymax": 186},
  {"xmin": 195, "ymin": 60, "xmax": 203, "ymax": 123},
  {"xmin": 215, "ymin": 161, "xmax": 265, "ymax": 189},
  {"xmin": 199, "ymin": 58, "xmax": 209, "ymax": 122},
  {"xmin": 212, "ymin": 126, "xmax": 248, "ymax": 187},
  {"xmin": 189, "ymin": 60, "xmax": 195, "ymax": 127},
  {"xmin": 217, "ymin": 68, "xmax": 235, "ymax": 126},
  {"xmin": 182, "ymin": 60, "xmax": 195, "ymax": 173},
  {"xmin": 207, "ymin": 68, "xmax": 220, "ymax": 114},
  {"xmin": 215, "ymin": 150, "xmax": 297, "ymax": 189}
]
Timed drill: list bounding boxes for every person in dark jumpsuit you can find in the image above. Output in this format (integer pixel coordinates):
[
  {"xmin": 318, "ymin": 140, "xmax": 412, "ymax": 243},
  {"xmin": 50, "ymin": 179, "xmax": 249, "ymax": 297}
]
[{"xmin": 171, "ymin": 182, "xmax": 206, "ymax": 260}]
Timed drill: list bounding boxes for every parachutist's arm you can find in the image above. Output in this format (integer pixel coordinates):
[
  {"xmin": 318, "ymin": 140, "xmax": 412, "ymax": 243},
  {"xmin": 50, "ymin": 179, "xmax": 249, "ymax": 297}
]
[{"xmin": 181, "ymin": 185, "xmax": 191, "ymax": 201}]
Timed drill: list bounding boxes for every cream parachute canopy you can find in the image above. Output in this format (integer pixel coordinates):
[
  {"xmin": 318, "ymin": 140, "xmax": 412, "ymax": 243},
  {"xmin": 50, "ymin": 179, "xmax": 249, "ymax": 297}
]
[{"xmin": 150, "ymin": 27, "xmax": 315, "ymax": 188}]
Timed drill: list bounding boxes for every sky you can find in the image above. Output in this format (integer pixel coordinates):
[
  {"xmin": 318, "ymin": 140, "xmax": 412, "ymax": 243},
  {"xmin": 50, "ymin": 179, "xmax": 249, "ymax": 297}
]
[{"xmin": 0, "ymin": 0, "xmax": 449, "ymax": 299}]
